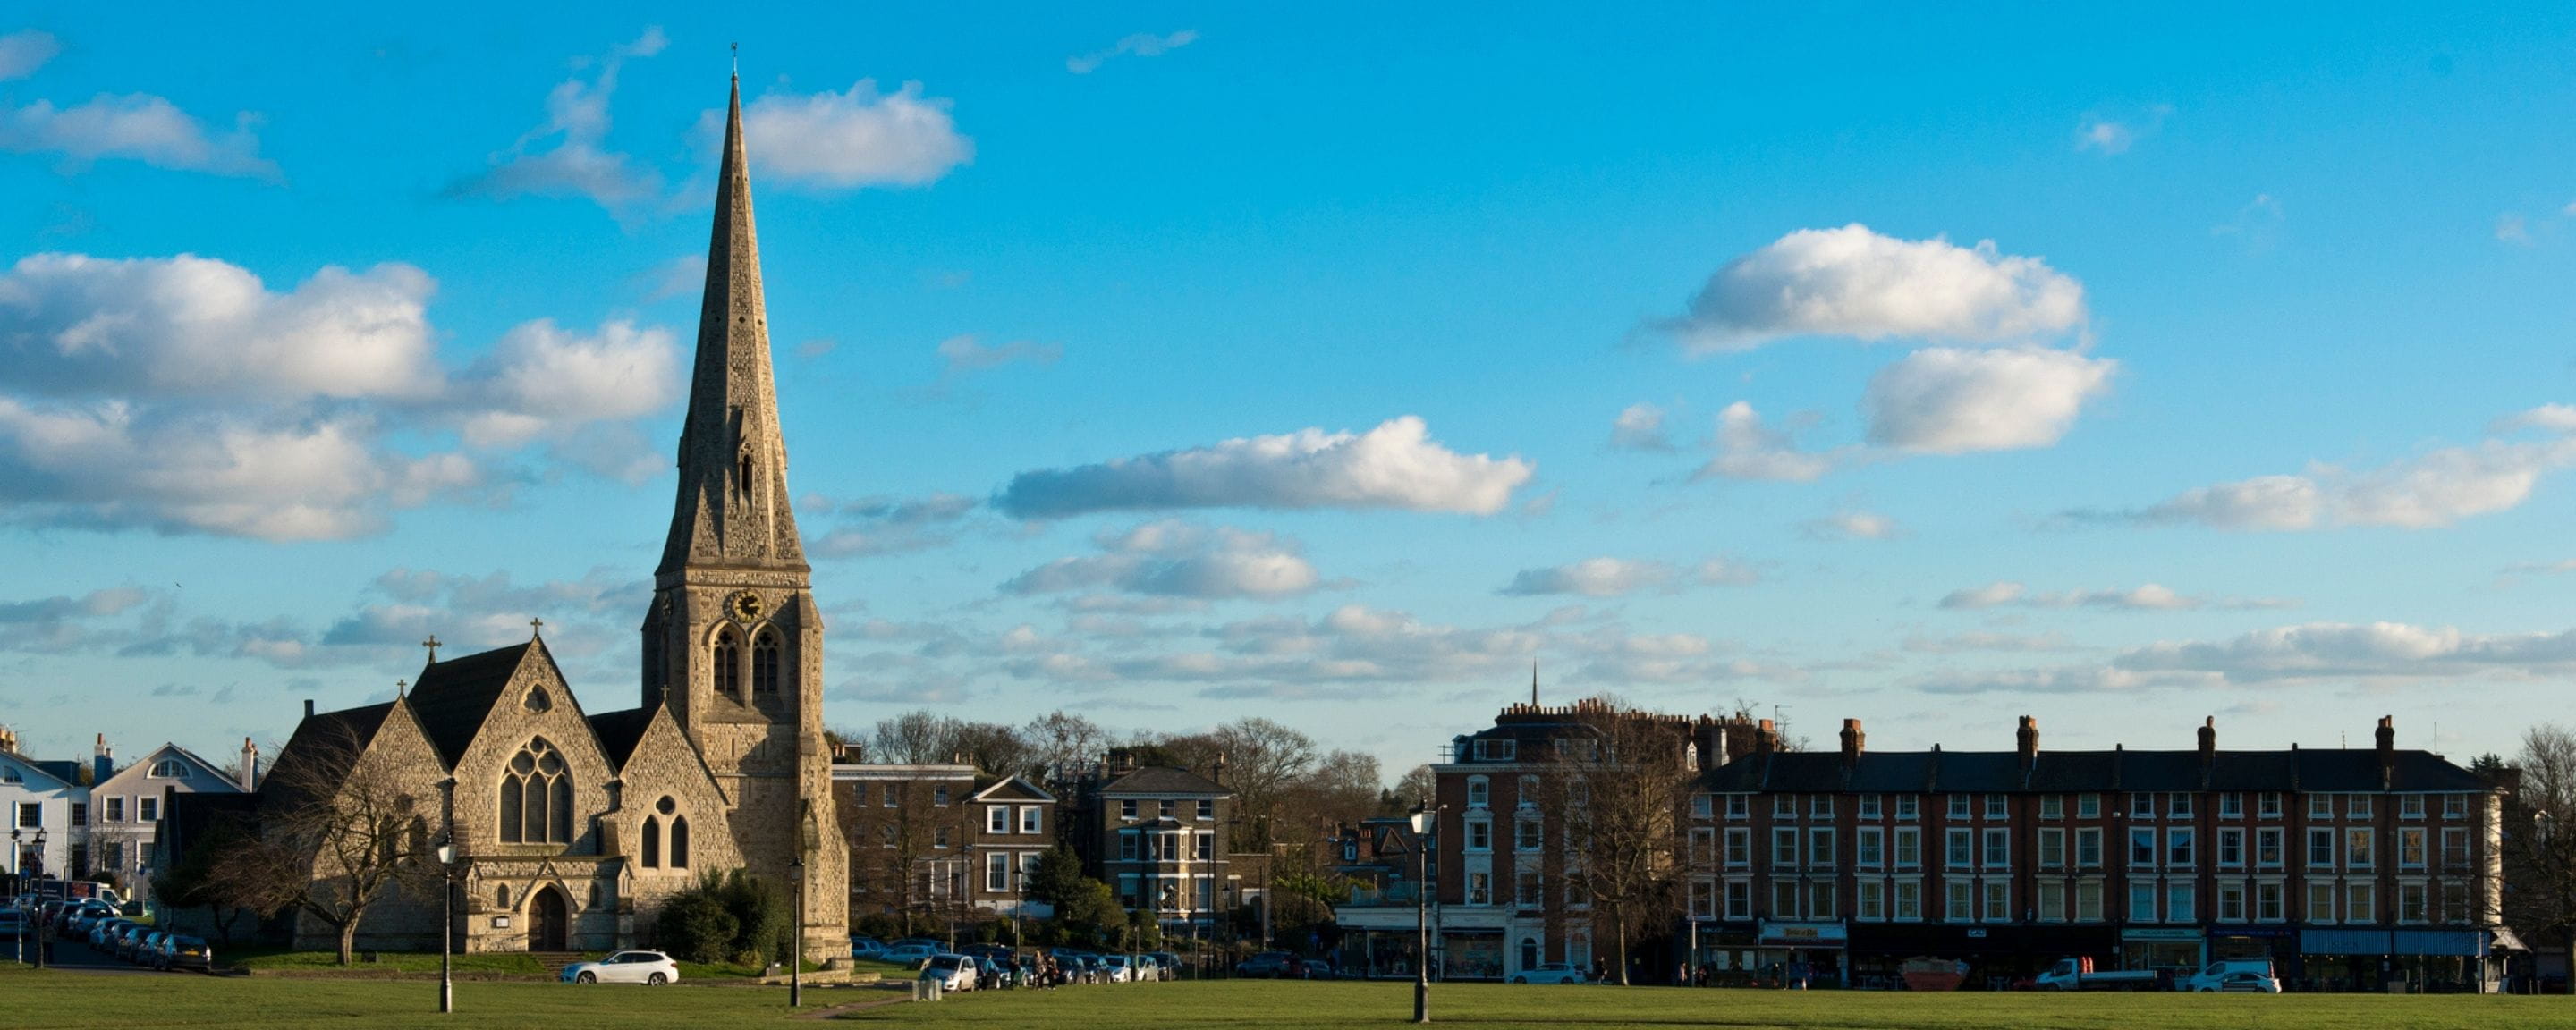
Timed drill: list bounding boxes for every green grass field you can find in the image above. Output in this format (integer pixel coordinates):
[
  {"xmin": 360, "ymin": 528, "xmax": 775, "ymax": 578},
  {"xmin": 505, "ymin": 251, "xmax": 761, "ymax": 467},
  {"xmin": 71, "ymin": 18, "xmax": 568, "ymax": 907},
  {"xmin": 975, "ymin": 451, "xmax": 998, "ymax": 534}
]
[{"xmin": 2, "ymin": 967, "xmax": 2566, "ymax": 1029}]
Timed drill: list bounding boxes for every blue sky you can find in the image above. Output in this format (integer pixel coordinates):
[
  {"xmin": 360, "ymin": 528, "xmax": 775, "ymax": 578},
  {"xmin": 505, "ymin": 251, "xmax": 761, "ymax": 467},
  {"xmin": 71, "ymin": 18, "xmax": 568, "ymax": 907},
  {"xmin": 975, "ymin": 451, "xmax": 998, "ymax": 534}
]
[{"xmin": 4, "ymin": 4, "xmax": 2575, "ymax": 775}]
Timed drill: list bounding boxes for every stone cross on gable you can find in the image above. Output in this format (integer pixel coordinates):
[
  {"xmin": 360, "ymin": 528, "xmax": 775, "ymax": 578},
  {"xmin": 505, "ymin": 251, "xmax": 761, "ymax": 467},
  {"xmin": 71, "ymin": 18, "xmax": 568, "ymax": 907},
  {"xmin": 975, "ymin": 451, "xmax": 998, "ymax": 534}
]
[{"xmin": 422, "ymin": 635, "xmax": 441, "ymax": 663}]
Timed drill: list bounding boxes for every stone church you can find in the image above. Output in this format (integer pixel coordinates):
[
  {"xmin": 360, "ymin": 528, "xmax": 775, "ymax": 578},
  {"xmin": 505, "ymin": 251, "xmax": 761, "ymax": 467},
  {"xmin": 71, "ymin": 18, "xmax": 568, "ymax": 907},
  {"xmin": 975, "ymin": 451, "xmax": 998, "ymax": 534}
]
[{"xmin": 231, "ymin": 74, "xmax": 850, "ymax": 957}]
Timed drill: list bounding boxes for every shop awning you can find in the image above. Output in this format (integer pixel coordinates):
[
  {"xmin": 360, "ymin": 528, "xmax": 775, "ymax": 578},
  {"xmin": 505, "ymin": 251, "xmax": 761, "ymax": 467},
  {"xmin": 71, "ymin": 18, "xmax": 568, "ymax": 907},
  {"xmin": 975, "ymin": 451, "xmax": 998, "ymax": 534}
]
[
  {"xmin": 2300, "ymin": 929, "xmax": 2389, "ymax": 956},
  {"xmin": 2391, "ymin": 930, "xmax": 2485, "ymax": 957}
]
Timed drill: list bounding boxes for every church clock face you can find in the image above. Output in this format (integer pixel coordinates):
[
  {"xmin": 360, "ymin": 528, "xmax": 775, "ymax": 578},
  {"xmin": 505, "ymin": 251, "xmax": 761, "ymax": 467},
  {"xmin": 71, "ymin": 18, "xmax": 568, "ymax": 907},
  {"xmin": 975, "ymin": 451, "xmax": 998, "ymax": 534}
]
[{"xmin": 727, "ymin": 591, "xmax": 764, "ymax": 623}]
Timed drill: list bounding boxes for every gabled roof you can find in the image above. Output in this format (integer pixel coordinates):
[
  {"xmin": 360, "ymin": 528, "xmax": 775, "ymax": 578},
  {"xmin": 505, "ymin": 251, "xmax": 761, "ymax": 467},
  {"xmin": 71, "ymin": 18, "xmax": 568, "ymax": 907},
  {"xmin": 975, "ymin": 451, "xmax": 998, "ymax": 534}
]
[
  {"xmin": 263, "ymin": 700, "xmax": 399, "ymax": 811},
  {"xmin": 0, "ymin": 750, "xmax": 76, "ymax": 790},
  {"xmin": 587, "ymin": 707, "xmax": 657, "ymax": 769},
  {"xmin": 971, "ymin": 775, "xmax": 1057, "ymax": 803},
  {"xmin": 1098, "ymin": 765, "xmax": 1230, "ymax": 798},
  {"xmin": 101, "ymin": 742, "xmax": 248, "ymax": 792},
  {"xmin": 404, "ymin": 641, "xmax": 538, "ymax": 768}
]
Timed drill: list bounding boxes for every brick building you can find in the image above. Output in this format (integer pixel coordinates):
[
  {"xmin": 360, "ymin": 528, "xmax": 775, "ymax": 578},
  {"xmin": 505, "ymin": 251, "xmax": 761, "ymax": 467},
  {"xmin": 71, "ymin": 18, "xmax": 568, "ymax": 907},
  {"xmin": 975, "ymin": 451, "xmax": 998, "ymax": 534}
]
[
  {"xmin": 1067, "ymin": 754, "xmax": 1233, "ymax": 933},
  {"xmin": 831, "ymin": 756, "xmax": 1057, "ymax": 932},
  {"xmin": 1691, "ymin": 714, "xmax": 2508, "ymax": 991}
]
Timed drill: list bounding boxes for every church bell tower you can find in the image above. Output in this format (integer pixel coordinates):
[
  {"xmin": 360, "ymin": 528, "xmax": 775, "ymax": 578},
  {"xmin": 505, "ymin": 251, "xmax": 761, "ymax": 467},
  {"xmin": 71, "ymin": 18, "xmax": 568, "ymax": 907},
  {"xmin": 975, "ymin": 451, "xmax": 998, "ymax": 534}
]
[{"xmin": 641, "ymin": 72, "xmax": 846, "ymax": 952}]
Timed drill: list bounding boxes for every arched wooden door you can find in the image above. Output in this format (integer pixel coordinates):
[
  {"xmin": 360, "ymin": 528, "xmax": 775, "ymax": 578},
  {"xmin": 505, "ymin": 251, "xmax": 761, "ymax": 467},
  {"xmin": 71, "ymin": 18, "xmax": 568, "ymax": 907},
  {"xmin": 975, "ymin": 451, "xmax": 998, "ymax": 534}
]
[{"xmin": 530, "ymin": 885, "xmax": 569, "ymax": 951}]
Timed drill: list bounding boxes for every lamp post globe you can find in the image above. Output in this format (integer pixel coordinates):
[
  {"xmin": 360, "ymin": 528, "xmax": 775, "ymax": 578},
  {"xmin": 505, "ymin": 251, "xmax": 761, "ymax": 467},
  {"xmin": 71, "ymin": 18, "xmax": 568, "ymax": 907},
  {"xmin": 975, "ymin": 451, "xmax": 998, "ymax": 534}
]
[
  {"xmin": 1409, "ymin": 799, "xmax": 1436, "ymax": 1024},
  {"xmin": 434, "ymin": 840, "xmax": 457, "ymax": 1014}
]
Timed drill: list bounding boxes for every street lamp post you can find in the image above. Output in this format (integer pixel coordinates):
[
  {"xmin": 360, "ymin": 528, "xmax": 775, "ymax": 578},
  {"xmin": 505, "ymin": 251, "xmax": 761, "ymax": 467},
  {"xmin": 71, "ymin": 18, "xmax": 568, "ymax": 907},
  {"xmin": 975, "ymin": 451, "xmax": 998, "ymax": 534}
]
[
  {"xmin": 1409, "ymin": 798, "xmax": 1441, "ymax": 1025},
  {"xmin": 9, "ymin": 828, "xmax": 21, "ymax": 967},
  {"xmin": 30, "ymin": 828, "xmax": 46, "ymax": 971},
  {"xmin": 434, "ymin": 840, "xmax": 457, "ymax": 1014}
]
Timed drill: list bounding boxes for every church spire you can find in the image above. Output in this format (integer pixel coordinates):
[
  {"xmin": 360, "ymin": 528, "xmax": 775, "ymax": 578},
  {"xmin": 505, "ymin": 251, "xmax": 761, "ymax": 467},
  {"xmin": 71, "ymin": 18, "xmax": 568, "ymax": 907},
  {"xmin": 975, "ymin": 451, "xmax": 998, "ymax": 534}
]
[{"xmin": 660, "ymin": 73, "xmax": 806, "ymax": 575}]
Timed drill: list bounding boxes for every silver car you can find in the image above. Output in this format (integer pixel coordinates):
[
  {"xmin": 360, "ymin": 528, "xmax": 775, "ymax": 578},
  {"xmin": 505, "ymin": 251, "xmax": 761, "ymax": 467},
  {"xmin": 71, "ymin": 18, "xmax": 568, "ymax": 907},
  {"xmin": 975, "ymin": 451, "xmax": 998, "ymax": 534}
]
[{"xmin": 558, "ymin": 950, "xmax": 680, "ymax": 985}]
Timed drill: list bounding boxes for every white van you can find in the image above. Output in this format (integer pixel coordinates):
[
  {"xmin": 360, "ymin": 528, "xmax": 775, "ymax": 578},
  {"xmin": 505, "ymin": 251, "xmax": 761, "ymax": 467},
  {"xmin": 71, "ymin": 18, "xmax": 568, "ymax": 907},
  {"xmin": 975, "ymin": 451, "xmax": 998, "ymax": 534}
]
[{"xmin": 2183, "ymin": 958, "xmax": 2280, "ymax": 992}]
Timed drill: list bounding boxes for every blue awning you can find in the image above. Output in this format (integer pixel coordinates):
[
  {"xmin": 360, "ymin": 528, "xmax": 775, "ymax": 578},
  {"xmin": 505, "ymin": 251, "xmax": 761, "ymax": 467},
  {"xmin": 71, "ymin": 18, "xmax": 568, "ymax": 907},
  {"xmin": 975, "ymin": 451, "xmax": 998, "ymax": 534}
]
[
  {"xmin": 2301, "ymin": 929, "xmax": 2389, "ymax": 955},
  {"xmin": 2391, "ymin": 931, "xmax": 2483, "ymax": 957}
]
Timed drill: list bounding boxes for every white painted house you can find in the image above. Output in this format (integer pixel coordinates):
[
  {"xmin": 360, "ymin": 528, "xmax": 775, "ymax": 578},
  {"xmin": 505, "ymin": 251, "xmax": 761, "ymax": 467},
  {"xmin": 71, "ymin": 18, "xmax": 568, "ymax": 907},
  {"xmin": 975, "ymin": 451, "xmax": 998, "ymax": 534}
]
[{"xmin": 0, "ymin": 726, "xmax": 86, "ymax": 886}]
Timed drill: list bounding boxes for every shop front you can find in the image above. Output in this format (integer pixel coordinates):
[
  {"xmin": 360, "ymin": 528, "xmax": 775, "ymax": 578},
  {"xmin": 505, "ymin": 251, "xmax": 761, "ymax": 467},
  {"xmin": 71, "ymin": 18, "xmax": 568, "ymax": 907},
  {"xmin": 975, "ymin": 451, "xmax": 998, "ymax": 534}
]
[
  {"xmin": 1758, "ymin": 921, "xmax": 1850, "ymax": 987},
  {"xmin": 1440, "ymin": 930, "xmax": 1504, "ymax": 981},
  {"xmin": 2120, "ymin": 928, "xmax": 2205, "ymax": 974},
  {"xmin": 1847, "ymin": 923, "xmax": 2115, "ymax": 990},
  {"xmin": 1682, "ymin": 921, "xmax": 1761, "ymax": 985},
  {"xmin": 2207, "ymin": 925, "xmax": 2293, "ymax": 967}
]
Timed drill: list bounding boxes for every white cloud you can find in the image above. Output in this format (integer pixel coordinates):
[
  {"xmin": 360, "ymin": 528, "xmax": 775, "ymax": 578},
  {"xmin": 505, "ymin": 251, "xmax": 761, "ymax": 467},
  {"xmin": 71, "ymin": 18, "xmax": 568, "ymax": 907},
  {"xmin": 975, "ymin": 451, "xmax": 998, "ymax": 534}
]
[
  {"xmin": 0, "ymin": 401, "xmax": 478, "ymax": 539},
  {"xmin": 937, "ymin": 333, "xmax": 1061, "ymax": 374},
  {"xmin": 1699, "ymin": 401, "xmax": 1837, "ymax": 481},
  {"xmin": 2213, "ymin": 194, "xmax": 2284, "ymax": 243},
  {"xmin": 2128, "ymin": 437, "xmax": 2576, "ymax": 531},
  {"xmin": 1662, "ymin": 224, "xmax": 2088, "ymax": 353},
  {"xmin": 1696, "ymin": 557, "xmax": 1759, "ymax": 586},
  {"xmin": 809, "ymin": 492, "xmax": 981, "ymax": 558},
  {"xmin": 1863, "ymin": 346, "xmax": 2115, "ymax": 453},
  {"xmin": 1918, "ymin": 618, "xmax": 2576, "ymax": 695},
  {"xmin": 1936, "ymin": 581, "xmax": 2292, "ymax": 612},
  {"xmin": 2495, "ymin": 404, "xmax": 2576, "ymax": 435},
  {"xmin": 1501, "ymin": 558, "xmax": 1674, "ymax": 598},
  {"xmin": 0, "ymin": 251, "xmax": 683, "ymax": 537},
  {"xmin": 460, "ymin": 29, "xmax": 665, "ymax": 211},
  {"xmin": 733, "ymin": 80, "xmax": 972, "ymax": 190},
  {"xmin": 1066, "ymin": 30, "xmax": 1199, "ymax": 74},
  {"xmin": 995, "ymin": 416, "xmax": 1534, "ymax": 519},
  {"xmin": 0, "ymin": 73, "xmax": 276, "ymax": 178},
  {"xmin": 0, "ymin": 30, "xmax": 60, "ymax": 81},
  {"xmin": 2072, "ymin": 104, "xmax": 2171, "ymax": 155},
  {"xmin": 1610, "ymin": 402, "xmax": 1672, "ymax": 452},
  {"xmin": 453, "ymin": 319, "xmax": 681, "ymax": 448},
  {"xmin": 0, "ymin": 253, "xmax": 440, "ymax": 401},
  {"xmin": 1004, "ymin": 520, "xmax": 1320, "ymax": 600},
  {"xmin": 2497, "ymin": 214, "xmax": 2532, "ymax": 246},
  {"xmin": 1804, "ymin": 509, "xmax": 1901, "ymax": 540}
]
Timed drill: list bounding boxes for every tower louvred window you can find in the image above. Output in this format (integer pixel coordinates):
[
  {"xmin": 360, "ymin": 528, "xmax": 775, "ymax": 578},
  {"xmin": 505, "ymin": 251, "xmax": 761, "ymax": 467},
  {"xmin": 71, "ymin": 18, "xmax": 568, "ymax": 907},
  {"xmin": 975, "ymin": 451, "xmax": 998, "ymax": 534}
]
[
  {"xmin": 715, "ymin": 630, "xmax": 741, "ymax": 697},
  {"xmin": 753, "ymin": 629, "xmax": 781, "ymax": 697}
]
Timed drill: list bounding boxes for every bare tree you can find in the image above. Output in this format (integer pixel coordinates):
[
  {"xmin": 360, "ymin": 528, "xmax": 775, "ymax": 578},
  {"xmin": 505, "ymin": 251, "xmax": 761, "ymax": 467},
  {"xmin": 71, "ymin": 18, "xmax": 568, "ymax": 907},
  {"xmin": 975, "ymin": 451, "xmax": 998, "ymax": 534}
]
[
  {"xmin": 840, "ymin": 778, "xmax": 957, "ymax": 936},
  {"xmin": 220, "ymin": 721, "xmax": 437, "ymax": 965},
  {"xmin": 2504, "ymin": 725, "xmax": 2576, "ymax": 993},
  {"xmin": 1023, "ymin": 711, "xmax": 1112, "ymax": 787},
  {"xmin": 870, "ymin": 711, "xmax": 953, "ymax": 764},
  {"xmin": 1535, "ymin": 698, "xmax": 1693, "ymax": 985},
  {"xmin": 1384, "ymin": 764, "xmax": 1436, "ymax": 816}
]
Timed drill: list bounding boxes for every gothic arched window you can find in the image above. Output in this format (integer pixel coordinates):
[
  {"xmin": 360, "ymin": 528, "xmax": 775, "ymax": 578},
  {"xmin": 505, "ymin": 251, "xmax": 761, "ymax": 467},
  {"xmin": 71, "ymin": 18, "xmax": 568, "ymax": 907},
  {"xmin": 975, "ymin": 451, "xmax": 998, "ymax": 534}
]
[
  {"xmin": 640, "ymin": 815, "xmax": 661, "ymax": 868},
  {"xmin": 496, "ymin": 884, "xmax": 511, "ymax": 908},
  {"xmin": 752, "ymin": 629, "xmax": 781, "ymax": 697},
  {"xmin": 498, "ymin": 739, "xmax": 572, "ymax": 845},
  {"xmin": 713, "ymin": 630, "xmax": 741, "ymax": 698},
  {"xmin": 671, "ymin": 815, "xmax": 691, "ymax": 869}
]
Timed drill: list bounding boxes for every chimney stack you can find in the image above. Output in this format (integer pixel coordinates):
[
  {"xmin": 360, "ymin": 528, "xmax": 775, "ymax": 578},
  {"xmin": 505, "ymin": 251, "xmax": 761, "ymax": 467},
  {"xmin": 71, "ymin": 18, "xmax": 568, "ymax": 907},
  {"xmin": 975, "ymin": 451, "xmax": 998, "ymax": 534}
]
[
  {"xmin": 1756, "ymin": 719, "xmax": 1778, "ymax": 756},
  {"xmin": 94, "ymin": 733, "xmax": 112, "ymax": 783},
  {"xmin": 2016, "ymin": 715, "xmax": 2039, "ymax": 772},
  {"xmin": 2198, "ymin": 717, "xmax": 2216, "ymax": 788},
  {"xmin": 1839, "ymin": 719, "xmax": 1865, "ymax": 771},
  {"xmin": 239, "ymin": 737, "xmax": 259, "ymax": 791},
  {"xmin": 0, "ymin": 724, "xmax": 16, "ymax": 756},
  {"xmin": 303, "ymin": 698, "xmax": 316, "ymax": 720},
  {"xmin": 2376, "ymin": 715, "xmax": 2396, "ymax": 788}
]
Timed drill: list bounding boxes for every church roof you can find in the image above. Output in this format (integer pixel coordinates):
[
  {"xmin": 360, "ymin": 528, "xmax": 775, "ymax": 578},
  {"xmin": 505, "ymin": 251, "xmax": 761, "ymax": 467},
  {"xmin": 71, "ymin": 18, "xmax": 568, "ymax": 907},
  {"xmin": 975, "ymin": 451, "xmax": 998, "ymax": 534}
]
[
  {"xmin": 587, "ymin": 707, "xmax": 657, "ymax": 769},
  {"xmin": 263, "ymin": 700, "xmax": 397, "ymax": 811},
  {"xmin": 658, "ymin": 73, "xmax": 806, "ymax": 576},
  {"xmin": 406, "ymin": 642, "xmax": 535, "ymax": 769}
]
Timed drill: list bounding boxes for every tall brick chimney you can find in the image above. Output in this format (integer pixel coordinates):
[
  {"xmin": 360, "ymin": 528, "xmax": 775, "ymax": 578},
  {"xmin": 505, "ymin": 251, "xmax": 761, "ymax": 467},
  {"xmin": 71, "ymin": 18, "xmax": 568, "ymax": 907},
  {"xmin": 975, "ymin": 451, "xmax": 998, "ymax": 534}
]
[
  {"xmin": 1839, "ymin": 718, "xmax": 1865, "ymax": 772},
  {"xmin": 2016, "ymin": 715, "xmax": 2039, "ymax": 773},
  {"xmin": 1757, "ymin": 719, "xmax": 1778, "ymax": 756},
  {"xmin": 2198, "ymin": 717, "xmax": 2216, "ymax": 787},
  {"xmin": 2376, "ymin": 715, "xmax": 2396, "ymax": 788},
  {"xmin": 94, "ymin": 733, "xmax": 112, "ymax": 784}
]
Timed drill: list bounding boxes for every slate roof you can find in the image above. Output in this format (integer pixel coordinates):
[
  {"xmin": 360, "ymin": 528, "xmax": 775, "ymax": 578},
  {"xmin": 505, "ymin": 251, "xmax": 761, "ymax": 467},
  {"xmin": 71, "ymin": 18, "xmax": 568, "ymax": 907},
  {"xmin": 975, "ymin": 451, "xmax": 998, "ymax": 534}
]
[
  {"xmin": 405, "ymin": 642, "xmax": 534, "ymax": 768},
  {"xmin": 1701, "ymin": 747, "xmax": 2491, "ymax": 794},
  {"xmin": 1098, "ymin": 765, "xmax": 1230, "ymax": 797},
  {"xmin": 262, "ymin": 700, "xmax": 397, "ymax": 811},
  {"xmin": 588, "ymin": 707, "xmax": 657, "ymax": 769}
]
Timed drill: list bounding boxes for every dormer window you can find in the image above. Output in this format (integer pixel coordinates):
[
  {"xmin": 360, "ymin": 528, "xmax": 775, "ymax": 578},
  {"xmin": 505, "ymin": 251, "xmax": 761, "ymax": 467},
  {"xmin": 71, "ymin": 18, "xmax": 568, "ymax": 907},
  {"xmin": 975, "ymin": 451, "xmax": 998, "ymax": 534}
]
[{"xmin": 148, "ymin": 759, "xmax": 188, "ymax": 779}]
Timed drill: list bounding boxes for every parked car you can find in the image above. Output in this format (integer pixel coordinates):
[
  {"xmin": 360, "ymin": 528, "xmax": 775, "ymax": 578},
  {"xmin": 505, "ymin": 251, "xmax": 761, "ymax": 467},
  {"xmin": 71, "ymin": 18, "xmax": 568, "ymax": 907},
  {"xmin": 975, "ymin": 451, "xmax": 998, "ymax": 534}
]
[
  {"xmin": 1298, "ymin": 960, "xmax": 1339, "ymax": 980},
  {"xmin": 880, "ymin": 942, "xmax": 941, "ymax": 967},
  {"xmin": 152, "ymin": 934, "xmax": 214, "ymax": 973},
  {"xmin": 2200, "ymin": 970, "xmax": 2283, "ymax": 993},
  {"xmin": 123, "ymin": 929, "xmax": 167, "ymax": 963},
  {"xmin": 558, "ymin": 950, "xmax": 680, "ymax": 985},
  {"xmin": 920, "ymin": 954, "xmax": 979, "ymax": 992},
  {"xmin": 1512, "ymin": 962, "xmax": 1589, "ymax": 984},
  {"xmin": 88, "ymin": 918, "xmax": 133, "ymax": 949},
  {"xmin": 2184, "ymin": 959, "xmax": 2281, "ymax": 993},
  {"xmin": 0, "ymin": 908, "xmax": 26, "ymax": 940},
  {"xmin": 849, "ymin": 936, "xmax": 886, "ymax": 958},
  {"xmin": 1235, "ymin": 951, "xmax": 1296, "ymax": 978}
]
